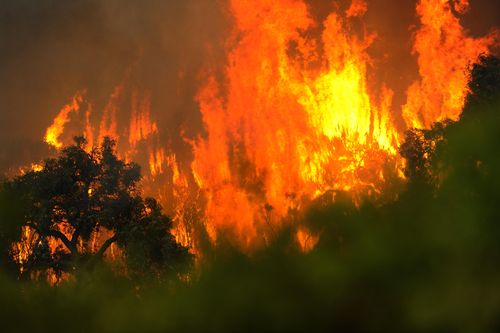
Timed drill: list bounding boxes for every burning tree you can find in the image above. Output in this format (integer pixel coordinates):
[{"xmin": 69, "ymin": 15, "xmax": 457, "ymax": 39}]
[
  {"xmin": 6, "ymin": 137, "xmax": 192, "ymax": 281},
  {"xmin": 400, "ymin": 55, "xmax": 500, "ymax": 189}
]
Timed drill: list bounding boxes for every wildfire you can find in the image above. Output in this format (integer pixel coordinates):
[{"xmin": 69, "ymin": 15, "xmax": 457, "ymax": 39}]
[
  {"xmin": 45, "ymin": 92, "xmax": 85, "ymax": 149},
  {"xmin": 37, "ymin": 0, "xmax": 497, "ymax": 253},
  {"xmin": 403, "ymin": 0, "xmax": 496, "ymax": 128},
  {"xmin": 129, "ymin": 91, "xmax": 157, "ymax": 148}
]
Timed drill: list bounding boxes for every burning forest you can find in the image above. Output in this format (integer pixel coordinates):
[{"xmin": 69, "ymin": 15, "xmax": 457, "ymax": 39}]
[{"xmin": 0, "ymin": 0, "xmax": 499, "ymax": 332}]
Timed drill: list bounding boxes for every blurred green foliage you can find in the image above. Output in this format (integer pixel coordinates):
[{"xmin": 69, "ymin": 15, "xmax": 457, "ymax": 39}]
[{"xmin": 0, "ymin": 56, "xmax": 499, "ymax": 332}]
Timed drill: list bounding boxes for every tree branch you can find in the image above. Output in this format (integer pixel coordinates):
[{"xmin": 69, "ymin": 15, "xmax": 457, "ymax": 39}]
[
  {"xmin": 95, "ymin": 234, "xmax": 117, "ymax": 258},
  {"xmin": 47, "ymin": 229, "xmax": 77, "ymax": 254},
  {"xmin": 70, "ymin": 226, "xmax": 81, "ymax": 247}
]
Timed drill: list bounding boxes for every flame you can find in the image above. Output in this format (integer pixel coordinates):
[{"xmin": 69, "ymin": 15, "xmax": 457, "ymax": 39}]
[
  {"xmin": 191, "ymin": 0, "xmax": 401, "ymax": 249},
  {"xmin": 165, "ymin": 154, "xmax": 196, "ymax": 249},
  {"xmin": 30, "ymin": 163, "xmax": 43, "ymax": 172},
  {"xmin": 149, "ymin": 147, "xmax": 166, "ymax": 177},
  {"xmin": 45, "ymin": 92, "xmax": 85, "ymax": 149},
  {"xmin": 98, "ymin": 85, "xmax": 123, "ymax": 145},
  {"xmin": 13, "ymin": 226, "xmax": 37, "ymax": 272},
  {"xmin": 84, "ymin": 104, "xmax": 95, "ymax": 152},
  {"xmin": 36, "ymin": 0, "xmax": 497, "ymax": 254},
  {"xmin": 403, "ymin": 0, "xmax": 496, "ymax": 128},
  {"xmin": 346, "ymin": 0, "xmax": 368, "ymax": 17},
  {"xmin": 129, "ymin": 90, "xmax": 157, "ymax": 148},
  {"xmin": 296, "ymin": 227, "xmax": 319, "ymax": 253}
]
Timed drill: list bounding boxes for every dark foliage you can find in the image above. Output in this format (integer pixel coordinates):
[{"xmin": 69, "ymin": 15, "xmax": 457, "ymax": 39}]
[
  {"xmin": 464, "ymin": 54, "xmax": 500, "ymax": 111},
  {"xmin": 2, "ymin": 137, "xmax": 191, "ymax": 280},
  {"xmin": 399, "ymin": 121, "xmax": 450, "ymax": 186}
]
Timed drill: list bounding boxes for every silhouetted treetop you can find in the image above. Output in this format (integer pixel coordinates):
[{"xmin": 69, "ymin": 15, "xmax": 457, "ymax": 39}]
[{"xmin": 6, "ymin": 136, "xmax": 191, "ymax": 281}]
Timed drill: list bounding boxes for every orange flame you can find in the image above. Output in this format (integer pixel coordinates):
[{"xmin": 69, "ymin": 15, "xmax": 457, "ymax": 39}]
[
  {"xmin": 129, "ymin": 90, "xmax": 157, "ymax": 148},
  {"xmin": 98, "ymin": 85, "xmax": 123, "ymax": 145},
  {"xmin": 403, "ymin": 0, "xmax": 496, "ymax": 128},
  {"xmin": 296, "ymin": 227, "xmax": 319, "ymax": 253},
  {"xmin": 38, "ymin": 0, "xmax": 497, "ymax": 253},
  {"xmin": 346, "ymin": 0, "xmax": 368, "ymax": 17},
  {"xmin": 191, "ymin": 0, "xmax": 401, "ymax": 249},
  {"xmin": 45, "ymin": 92, "xmax": 85, "ymax": 149}
]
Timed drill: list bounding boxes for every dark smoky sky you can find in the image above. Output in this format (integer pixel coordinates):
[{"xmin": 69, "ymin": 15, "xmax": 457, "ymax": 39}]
[
  {"xmin": 0, "ymin": 0, "xmax": 498, "ymax": 173},
  {"xmin": 0, "ymin": 0, "xmax": 230, "ymax": 172}
]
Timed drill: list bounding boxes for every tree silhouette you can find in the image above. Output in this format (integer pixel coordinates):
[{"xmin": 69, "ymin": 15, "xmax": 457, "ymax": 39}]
[
  {"xmin": 6, "ymin": 137, "xmax": 191, "ymax": 280},
  {"xmin": 400, "ymin": 55, "xmax": 500, "ymax": 187},
  {"xmin": 463, "ymin": 54, "xmax": 500, "ymax": 113},
  {"xmin": 399, "ymin": 121, "xmax": 449, "ymax": 186}
]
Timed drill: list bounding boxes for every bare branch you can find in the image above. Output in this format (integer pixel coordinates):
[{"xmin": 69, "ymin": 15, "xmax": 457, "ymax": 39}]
[
  {"xmin": 95, "ymin": 234, "xmax": 117, "ymax": 258},
  {"xmin": 47, "ymin": 229, "xmax": 77, "ymax": 254}
]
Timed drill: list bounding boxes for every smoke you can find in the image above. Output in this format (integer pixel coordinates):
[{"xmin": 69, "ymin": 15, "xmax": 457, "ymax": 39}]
[
  {"xmin": 0, "ymin": 0, "xmax": 498, "ymax": 173},
  {"xmin": 0, "ymin": 0, "xmax": 229, "ymax": 172}
]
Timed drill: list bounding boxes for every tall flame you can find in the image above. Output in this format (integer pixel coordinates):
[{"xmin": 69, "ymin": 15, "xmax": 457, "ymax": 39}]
[
  {"xmin": 191, "ymin": 0, "xmax": 401, "ymax": 248},
  {"xmin": 129, "ymin": 91, "xmax": 157, "ymax": 149},
  {"xmin": 403, "ymin": 0, "xmax": 496, "ymax": 128},
  {"xmin": 38, "ymin": 0, "xmax": 497, "ymax": 253},
  {"xmin": 45, "ymin": 92, "xmax": 85, "ymax": 149}
]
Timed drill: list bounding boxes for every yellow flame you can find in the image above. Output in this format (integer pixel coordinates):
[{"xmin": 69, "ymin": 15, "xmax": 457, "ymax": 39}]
[{"xmin": 45, "ymin": 92, "xmax": 85, "ymax": 149}]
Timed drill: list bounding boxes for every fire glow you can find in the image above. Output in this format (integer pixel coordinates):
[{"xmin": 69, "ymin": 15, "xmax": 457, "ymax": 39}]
[{"xmin": 41, "ymin": 0, "xmax": 497, "ymax": 253}]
